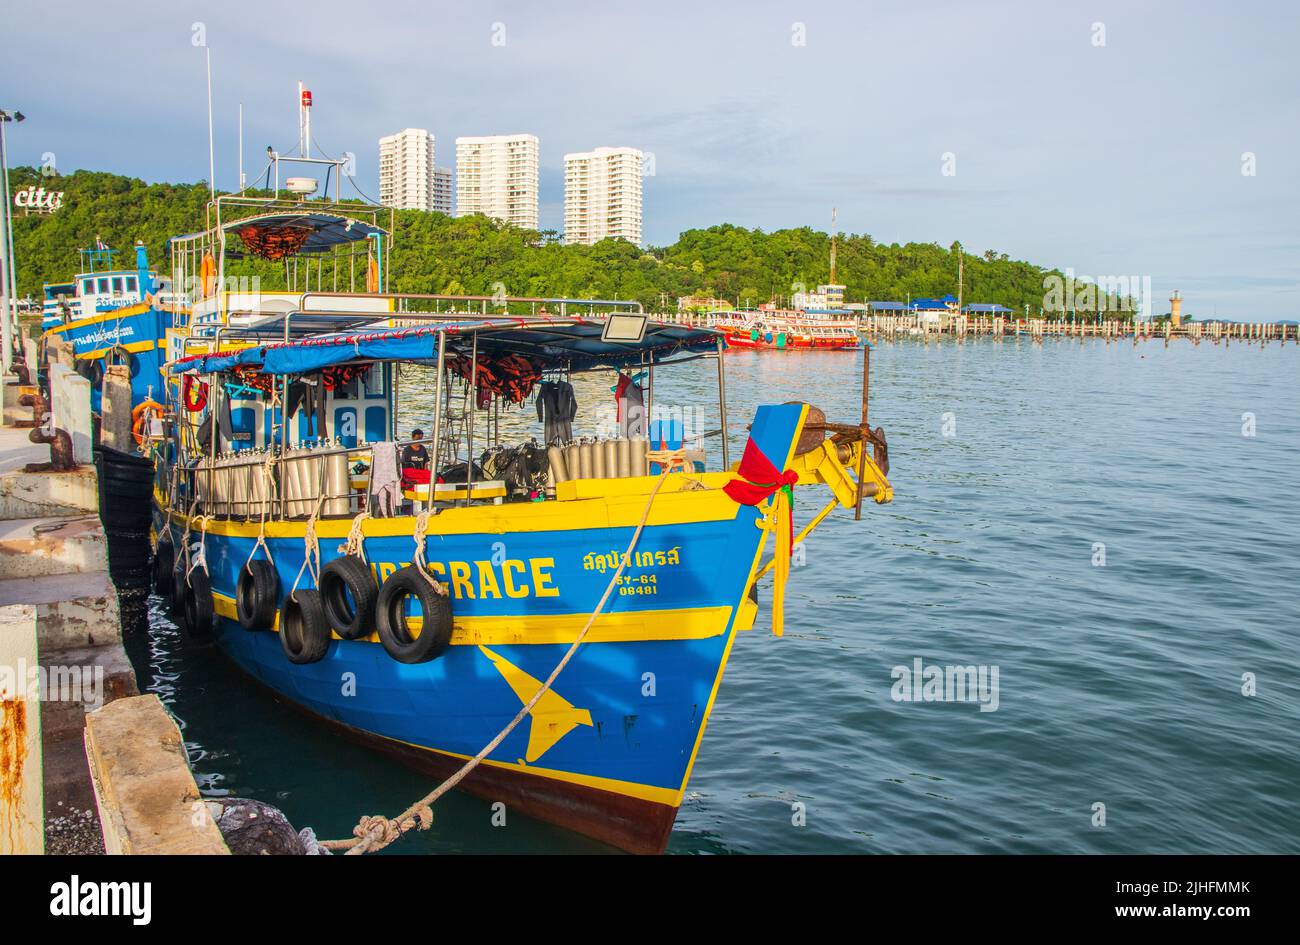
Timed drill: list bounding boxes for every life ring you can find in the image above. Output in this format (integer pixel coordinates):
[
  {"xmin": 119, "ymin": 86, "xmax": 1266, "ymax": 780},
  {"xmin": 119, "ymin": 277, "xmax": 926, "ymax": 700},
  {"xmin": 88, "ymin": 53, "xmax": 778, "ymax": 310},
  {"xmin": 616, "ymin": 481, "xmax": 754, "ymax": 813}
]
[
  {"xmin": 236, "ymin": 560, "xmax": 279, "ymax": 631},
  {"xmin": 200, "ymin": 252, "xmax": 217, "ymax": 298},
  {"xmin": 182, "ymin": 374, "xmax": 208, "ymax": 412},
  {"xmin": 318, "ymin": 555, "xmax": 379, "ymax": 640},
  {"xmin": 132, "ymin": 399, "xmax": 165, "ymax": 447},
  {"xmin": 279, "ymin": 589, "xmax": 332, "ymax": 664},
  {"xmin": 375, "ymin": 566, "xmax": 453, "ymax": 664}
]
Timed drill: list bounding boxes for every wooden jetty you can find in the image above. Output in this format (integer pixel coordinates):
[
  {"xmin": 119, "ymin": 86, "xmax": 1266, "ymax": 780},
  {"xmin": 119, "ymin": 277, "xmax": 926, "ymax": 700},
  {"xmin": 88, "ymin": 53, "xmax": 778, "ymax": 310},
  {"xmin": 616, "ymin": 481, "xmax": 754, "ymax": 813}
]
[
  {"xmin": 860, "ymin": 314, "xmax": 1296, "ymax": 344},
  {"xmin": 656, "ymin": 311, "xmax": 1294, "ymax": 343}
]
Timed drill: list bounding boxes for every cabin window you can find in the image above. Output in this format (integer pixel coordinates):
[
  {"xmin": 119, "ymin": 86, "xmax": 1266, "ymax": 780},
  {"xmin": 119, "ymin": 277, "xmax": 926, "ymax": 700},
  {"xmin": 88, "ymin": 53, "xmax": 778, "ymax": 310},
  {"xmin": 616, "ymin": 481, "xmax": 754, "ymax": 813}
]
[
  {"xmin": 97, "ymin": 278, "xmax": 110, "ymax": 294},
  {"xmin": 364, "ymin": 406, "xmax": 386, "ymax": 443},
  {"xmin": 363, "ymin": 364, "xmax": 384, "ymax": 398},
  {"xmin": 84, "ymin": 279, "xmax": 96, "ymax": 294},
  {"xmin": 334, "ymin": 408, "xmax": 358, "ymax": 449},
  {"xmin": 125, "ymin": 276, "xmax": 137, "ymax": 293},
  {"xmin": 112, "ymin": 277, "xmax": 124, "ymax": 295}
]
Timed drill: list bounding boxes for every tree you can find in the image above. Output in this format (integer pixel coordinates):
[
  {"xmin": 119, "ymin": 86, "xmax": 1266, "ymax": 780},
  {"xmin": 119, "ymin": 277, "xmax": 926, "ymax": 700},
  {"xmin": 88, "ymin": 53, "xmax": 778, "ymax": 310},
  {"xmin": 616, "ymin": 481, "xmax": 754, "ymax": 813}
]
[{"xmin": 10, "ymin": 167, "xmax": 1071, "ymax": 314}]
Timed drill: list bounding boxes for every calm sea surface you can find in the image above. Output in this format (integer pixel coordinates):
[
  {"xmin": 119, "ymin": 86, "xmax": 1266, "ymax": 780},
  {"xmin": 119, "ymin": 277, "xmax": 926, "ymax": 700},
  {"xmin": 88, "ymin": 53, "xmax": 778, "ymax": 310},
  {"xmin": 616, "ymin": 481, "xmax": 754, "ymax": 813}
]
[{"xmin": 129, "ymin": 337, "xmax": 1300, "ymax": 853}]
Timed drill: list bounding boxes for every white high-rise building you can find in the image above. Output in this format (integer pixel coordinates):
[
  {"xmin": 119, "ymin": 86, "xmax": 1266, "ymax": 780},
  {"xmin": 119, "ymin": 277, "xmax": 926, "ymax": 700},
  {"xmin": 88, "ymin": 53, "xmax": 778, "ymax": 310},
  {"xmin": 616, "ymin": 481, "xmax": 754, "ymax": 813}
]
[
  {"xmin": 378, "ymin": 128, "xmax": 436, "ymax": 210},
  {"xmin": 563, "ymin": 147, "xmax": 643, "ymax": 245},
  {"xmin": 433, "ymin": 167, "xmax": 454, "ymax": 215},
  {"xmin": 455, "ymin": 134, "xmax": 539, "ymax": 229}
]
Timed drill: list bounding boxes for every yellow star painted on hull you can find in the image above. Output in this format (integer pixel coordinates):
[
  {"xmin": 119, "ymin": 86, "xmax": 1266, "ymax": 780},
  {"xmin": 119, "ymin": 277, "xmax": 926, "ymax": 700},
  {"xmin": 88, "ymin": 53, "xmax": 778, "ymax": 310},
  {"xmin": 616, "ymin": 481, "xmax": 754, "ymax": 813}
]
[{"xmin": 479, "ymin": 645, "xmax": 594, "ymax": 763}]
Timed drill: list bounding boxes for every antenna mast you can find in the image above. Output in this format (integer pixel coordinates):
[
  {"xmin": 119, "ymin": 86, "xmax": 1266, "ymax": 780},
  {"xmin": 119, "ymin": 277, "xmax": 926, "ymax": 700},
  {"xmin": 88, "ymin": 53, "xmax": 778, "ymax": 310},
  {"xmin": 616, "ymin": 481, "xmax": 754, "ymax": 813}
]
[
  {"xmin": 829, "ymin": 206, "xmax": 838, "ymax": 284},
  {"xmin": 205, "ymin": 48, "xmax": 215, "ymax": 200},
  {"xmin": 298, "ymin": 81, "xmax": 312, "ymax": 156}
]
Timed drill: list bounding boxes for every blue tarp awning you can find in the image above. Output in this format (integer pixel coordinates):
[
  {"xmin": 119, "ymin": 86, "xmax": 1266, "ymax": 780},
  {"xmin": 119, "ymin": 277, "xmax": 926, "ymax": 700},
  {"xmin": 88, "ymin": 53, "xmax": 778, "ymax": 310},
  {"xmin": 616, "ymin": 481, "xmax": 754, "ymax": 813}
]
[
  {"xmin": 171, "ymin": 316, "xmax": 721, "ymax": 375},
  {"xmin": 869, "ymin": 301, "xmax": 906, "ymax": 310},
  {"xmin": 965, "ymin": 303, "xmax": 1013, "ymax": 313}
]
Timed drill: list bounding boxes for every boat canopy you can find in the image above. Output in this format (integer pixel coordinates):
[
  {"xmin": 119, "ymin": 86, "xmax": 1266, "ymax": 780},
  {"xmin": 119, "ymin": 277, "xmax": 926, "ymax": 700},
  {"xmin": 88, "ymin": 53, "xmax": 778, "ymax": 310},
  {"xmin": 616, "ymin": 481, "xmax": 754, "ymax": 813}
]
[
  {"xmin": 224, "ymin": 212, "xmax": 387, "ymax": 259},
  {"xmin": 165, "ymin": 213, "xmax": 384, "ymax": 257},
  {"xmin": 170, "ymin": 316, "xmax": 722, "ymax": 376}
]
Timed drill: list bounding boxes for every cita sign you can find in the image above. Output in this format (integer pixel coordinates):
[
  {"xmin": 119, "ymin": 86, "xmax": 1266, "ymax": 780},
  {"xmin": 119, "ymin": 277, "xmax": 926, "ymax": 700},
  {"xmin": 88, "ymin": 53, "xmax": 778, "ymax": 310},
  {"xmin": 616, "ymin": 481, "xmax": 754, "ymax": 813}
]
[{"xmin": 14, "ymin": 184, "xmax": 64, "ymax": 212}]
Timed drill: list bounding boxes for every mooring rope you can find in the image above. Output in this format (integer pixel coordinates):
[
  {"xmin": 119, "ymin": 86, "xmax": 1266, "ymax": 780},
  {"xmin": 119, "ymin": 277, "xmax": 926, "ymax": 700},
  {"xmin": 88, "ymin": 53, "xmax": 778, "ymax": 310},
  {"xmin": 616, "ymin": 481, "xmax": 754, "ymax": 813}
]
[
  {"xmin": 289, "ymin": 493, "xmax": 326, "ymax": 600},
  {"xmin": 338, "ymin": 510, "xmax": 371, "ymax": 562},
  {"xmin": 411, "ymin": 510, "xmax": 448, "ymax": 596},
  {"xmin": 188, "ymin": 514, "xmax": 212, "ymax": 578},
  {"xmin": 319, "ymin": 457, "xmax": 682, "ymax": 855},
  {"xmin": 244, "ymin": 518, "xmax": 276, "ymax": 572},
  {"xmin": 241, "ymin": 448, "xmax": 282, "ymax": 572},
  {"xmin": 178, "ymin": 496, "xmax": 202, "ymax": 586}
]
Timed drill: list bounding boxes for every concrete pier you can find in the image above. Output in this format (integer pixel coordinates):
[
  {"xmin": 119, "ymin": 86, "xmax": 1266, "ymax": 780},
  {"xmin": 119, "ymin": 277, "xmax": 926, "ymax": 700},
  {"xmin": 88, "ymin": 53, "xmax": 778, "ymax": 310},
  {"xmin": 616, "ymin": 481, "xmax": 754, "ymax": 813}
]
[
  {"xmin": 3, "ymin": 345, "xmax": 230, "ymax": 856},
  {"xmin": 85, "ymin": 695, "xmax": 230, "ymax": 855},
  {"xmin": 1, "ymin": 377, "xmax": 138, "ymax": 854}
]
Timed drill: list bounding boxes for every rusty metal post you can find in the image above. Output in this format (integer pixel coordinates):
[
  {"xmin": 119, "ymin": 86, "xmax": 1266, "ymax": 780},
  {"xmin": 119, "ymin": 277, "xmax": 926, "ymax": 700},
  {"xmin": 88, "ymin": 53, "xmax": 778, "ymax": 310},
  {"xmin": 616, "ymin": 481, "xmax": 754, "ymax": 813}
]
[{"xmin": 855, "ymin": 342, "xmax": 870, "ymax": 521}]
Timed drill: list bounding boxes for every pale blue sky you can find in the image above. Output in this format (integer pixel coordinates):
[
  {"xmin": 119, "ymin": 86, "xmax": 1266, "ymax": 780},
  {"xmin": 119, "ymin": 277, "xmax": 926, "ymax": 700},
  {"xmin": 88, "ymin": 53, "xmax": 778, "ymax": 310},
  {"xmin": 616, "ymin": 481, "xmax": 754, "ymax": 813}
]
[{"xmin": 2, "ymin": 0, "xmax": 1297, "ymax": 317}]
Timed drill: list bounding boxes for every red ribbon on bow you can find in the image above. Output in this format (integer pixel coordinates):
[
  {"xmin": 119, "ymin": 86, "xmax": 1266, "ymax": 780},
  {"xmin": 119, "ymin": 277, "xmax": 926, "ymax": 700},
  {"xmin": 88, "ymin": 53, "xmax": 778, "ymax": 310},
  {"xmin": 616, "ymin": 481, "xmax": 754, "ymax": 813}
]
[
  {"xmin": 724, "ymin": 439, "xmax": 798, "ymax": 549},
  {"xmin": 724, "ymin": 438, "xmax": 799, "ymax": 635}
]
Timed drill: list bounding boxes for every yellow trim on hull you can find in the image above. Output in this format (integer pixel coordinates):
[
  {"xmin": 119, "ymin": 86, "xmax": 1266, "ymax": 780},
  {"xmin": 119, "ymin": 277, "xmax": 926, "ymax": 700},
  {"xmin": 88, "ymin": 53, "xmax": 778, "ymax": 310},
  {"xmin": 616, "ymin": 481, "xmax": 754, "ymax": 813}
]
[
  {"xmin": 211, "ymin": 591, "xmax": 732, "ymax": 645},
  {"xmin": 75, "ymin": 338, "xmax": 167, "ymax": 360},
  {"xmin": 43, "ymin": 301, "xmax": 154, "ymax": 334},
  {"xmin": 161, "ymin": 476, "xmax": 741, "ymax": 538},
  {"xmin": 673, "ymin": 402, "xmax": 811, "ymax": 796}
]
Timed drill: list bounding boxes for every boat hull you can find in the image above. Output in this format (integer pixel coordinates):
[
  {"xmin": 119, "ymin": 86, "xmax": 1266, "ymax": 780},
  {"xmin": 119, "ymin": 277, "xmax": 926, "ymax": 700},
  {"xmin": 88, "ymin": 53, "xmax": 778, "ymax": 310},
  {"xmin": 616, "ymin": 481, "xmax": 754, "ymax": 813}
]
[
  {"xmin": 220, "ymin": 623, "xmax": 698, "ymax": 853},
  {"xmin": 153, "ymin": 402, "xmax": 812, "ymax": 851},
  {"xmin": 44, "ymin": 302, "xmax": 170, "ymax": 410},
  {"xmin": 722, "ymin": 329, "xmax": 859, "ymax": 351}
]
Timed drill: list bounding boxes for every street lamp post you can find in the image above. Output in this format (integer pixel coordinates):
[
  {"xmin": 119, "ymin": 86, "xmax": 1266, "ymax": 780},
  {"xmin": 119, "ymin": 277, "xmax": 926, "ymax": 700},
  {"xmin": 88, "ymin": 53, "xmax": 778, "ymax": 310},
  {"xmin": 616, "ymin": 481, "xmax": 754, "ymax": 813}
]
[{"xmin": 0, "ymin": 108, "xmax": 26, "ymax": 375}]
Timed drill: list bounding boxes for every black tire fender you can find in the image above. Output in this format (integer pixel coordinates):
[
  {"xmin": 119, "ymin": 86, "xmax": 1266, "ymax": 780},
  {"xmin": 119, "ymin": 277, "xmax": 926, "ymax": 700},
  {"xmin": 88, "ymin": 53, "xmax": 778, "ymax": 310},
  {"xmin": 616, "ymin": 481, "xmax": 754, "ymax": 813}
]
[
  {"xmin": 105, "ymin": 343, "xmax": 138, "ymax": 379},
  {"xmin": 170, "ymin": 559, "xmax": 190, "ymax": 615},
  {"xmin": 375, "ymin": 566, "xmax": 454, "ymax": 664},
  {"xmin": 279, "ymin": 589, "xmax": 332, "ymax": 664},
  {"xmin": 318, "ymin": 555, "xmax": 379, "ymax": 640},
  {"xmin": 236, "ymin": 559, "xmax": 279, "ymax": 631},
  {"xmin": 182, "ymin": 568, "xmax": 215, "ymax": 642},
  {"xmin": 153, "ymin": 539, "xmax": 175, "ymax": 596}
]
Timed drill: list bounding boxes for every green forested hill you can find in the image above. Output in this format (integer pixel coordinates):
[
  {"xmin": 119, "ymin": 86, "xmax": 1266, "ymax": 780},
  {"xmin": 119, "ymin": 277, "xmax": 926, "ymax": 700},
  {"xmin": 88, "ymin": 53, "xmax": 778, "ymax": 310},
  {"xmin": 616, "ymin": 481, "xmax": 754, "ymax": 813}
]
[{"xmin": 8, "ymin": 167, "xmax": 1066, "ymax": 313}]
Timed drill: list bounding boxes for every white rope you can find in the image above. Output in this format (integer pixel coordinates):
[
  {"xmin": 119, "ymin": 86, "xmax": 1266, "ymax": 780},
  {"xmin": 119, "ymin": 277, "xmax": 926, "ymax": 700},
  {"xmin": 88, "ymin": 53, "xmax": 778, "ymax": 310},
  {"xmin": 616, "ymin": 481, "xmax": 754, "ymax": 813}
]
[
  {"xmin": 188, "ymin": 515, "xmax": 211, "ymax": 578},
  {"xmin": 244, "ymin": 448, "xmax": 280, "ymax": 572},
  {"xmin": 338, "ymin": 510, "xmax": 371, "ymax": 563},
  {"xmin": 411, "ymin": 510, "xmax": 448, "ymax": 596},
  {"xmin": 322, "ymin": 465, "xmax": 676, "ymax": 854},
  {"xmin": 289, "ymin": 493, "xmax": 326, "ymax": 601}
]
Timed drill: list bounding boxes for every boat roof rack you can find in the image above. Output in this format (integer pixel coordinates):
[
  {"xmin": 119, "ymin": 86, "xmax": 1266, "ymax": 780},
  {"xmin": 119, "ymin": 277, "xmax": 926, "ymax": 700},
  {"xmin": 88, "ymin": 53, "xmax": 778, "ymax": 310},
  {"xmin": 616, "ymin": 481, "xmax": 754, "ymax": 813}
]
[{"xmin": 173, "ymin": 313, "xmax": 722, "ymax": 376}]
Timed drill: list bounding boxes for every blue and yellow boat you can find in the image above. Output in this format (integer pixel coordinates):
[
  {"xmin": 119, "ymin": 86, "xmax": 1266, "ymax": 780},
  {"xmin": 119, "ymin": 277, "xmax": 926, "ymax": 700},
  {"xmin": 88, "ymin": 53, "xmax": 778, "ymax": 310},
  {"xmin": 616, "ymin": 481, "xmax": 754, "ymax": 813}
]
[
  {"xmin": 138, "ymin": 184, "xmax": 892, "ymax": 852},
  {"xmin": 39, "ymin": 241, "xmax": 171, "ymax": 410}
]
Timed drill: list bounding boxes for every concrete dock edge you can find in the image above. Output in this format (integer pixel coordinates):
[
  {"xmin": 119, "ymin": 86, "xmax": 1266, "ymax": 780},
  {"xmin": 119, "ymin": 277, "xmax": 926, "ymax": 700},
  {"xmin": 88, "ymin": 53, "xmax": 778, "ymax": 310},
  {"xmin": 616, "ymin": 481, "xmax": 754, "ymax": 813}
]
[{"xmin": 84, "ymin": 694, "xmax": 229, "ymax": 855}]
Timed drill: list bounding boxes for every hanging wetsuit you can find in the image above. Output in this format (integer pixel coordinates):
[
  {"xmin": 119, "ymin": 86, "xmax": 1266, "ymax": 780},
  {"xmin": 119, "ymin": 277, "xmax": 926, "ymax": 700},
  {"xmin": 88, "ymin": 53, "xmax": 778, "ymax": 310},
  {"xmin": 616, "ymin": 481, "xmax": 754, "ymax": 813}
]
[
  {"xmin": 286, "ymin": 377, "xmax": 328, "ymax": 443},
  {"xmin": 615, "ymin": 373, "xmax": 645, "ymax": 438},
  {"xmin": 536, "ymin": 380, "xmax": 577, "ymax": 446},
  {"xmin": 196, "ymin": 394, "xmax": 235, "ymax": 453}
]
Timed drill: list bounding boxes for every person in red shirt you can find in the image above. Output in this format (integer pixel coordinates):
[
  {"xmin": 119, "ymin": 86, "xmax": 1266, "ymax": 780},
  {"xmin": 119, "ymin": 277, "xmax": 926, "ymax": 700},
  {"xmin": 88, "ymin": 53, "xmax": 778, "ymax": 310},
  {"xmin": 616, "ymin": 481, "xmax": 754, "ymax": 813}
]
[{"xmin": 401, "ymin": 429, "xmax": 431, "ymax": 488}]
